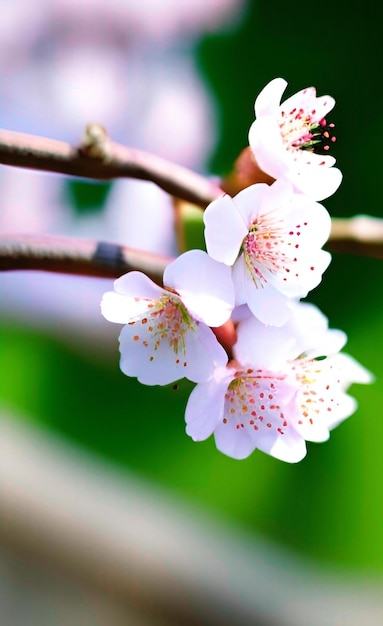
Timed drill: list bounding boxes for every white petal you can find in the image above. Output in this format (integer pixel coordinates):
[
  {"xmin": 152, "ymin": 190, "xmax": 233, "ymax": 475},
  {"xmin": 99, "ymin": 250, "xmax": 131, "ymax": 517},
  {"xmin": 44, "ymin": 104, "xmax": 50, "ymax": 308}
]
[
  {"xmin": 290, "ymin": 404, "xmax": 331, "ymax": 442},
  {"xmin": 214, "ymin": 420, "xmax": 256, "ymax": 460},
  {"xmin": 259, "ymin": 178, "xmax": 294, "ymax": 214},
  {"xmin": 290, "ymin": 352, "xmax": 372, "ymax": 440},
  {"xmin": 330, "ymin": 353, "xmax": 375, "ymax": 387},
  {"xmin": 262, "ymin": 197, "xmax": 332, "ymax": 297},
  {"xmin": 284, "ymin": 302, "xmax": 348, "ymax": 358},
  {"xmin": 232, "ymin": 254, "xmax": 247, "ymax": 305},
  {"xmin": 101, "ymin": 291, "xmax": 153, "ymax": 324},
  {"xmin": 118, "ymin": 318, "xmax": 226, "ymax": 386},
  {"xmin": 118, "ymin": 322, "xmax": 184, "ymax": 385},
  {"xmin": 231, "ymin": 303, "xmax": 252, "ymax": 323},
  {"xmin": 279, "ymin": 86, "xmax": 317, "ymax": 116},
  {"xmin": 254, "ymin": 428, "xmax": 307, "ymax": 463},
  {"xmin": 305, "ymin": 329, "xmax": 347, "ymax": 360},
  {"xmin": 254, "ymin": 77, "xmax": 287, "ymax": 116},
  {"xmin": 203, "ymin": 194, "xmax": 247, "ymax": 265},
  {"xmin": 249, "ymin": 116, "xmax": 289, "ymax": 179},
  {"xmin": 271, "ymin": 249, "xmax": 332, "ymax": 299},
  {"xmin": 290, "ymin": 164, "xmax": 343, "ymax": 201},
  {"xmin": 114, "ymin": 271, "xmax": 165, "ymax": 299},
  {"xmin": 165, "ymin": 250, "xmax": 235, "ymax": 327},
  {"xmin": 280, "ymin": 87, "xmax": 335, "ymax": 122},
  {"xmin": 325, "ymin": 393, "xmax": 358, "ymax": 430},
  {"xmin": 234, "ymin": 315, "xmax": 296, "ymax": 369},
  {"xmin": 182, "ymin": 322, "xmax": 228, "ymax": 382},
  {"xmin": 185, "ymin": 367, "xmax": 234, "ymax": 441},
  {"xmin": 311, "ymin": 94, "xmax": 336, "ymax": 120},
  {"xmin": 287, "ymin": 193, "xmax": 332, "ymax": 246},
  {"xmin": 297, "ymin": 150, "xmax": 336, "ymax": 168},
  {"xmin": 244, "ymin": 277, "xmax": 291, "ymax": 326},
  {"xmin": 231, "ymin": 183, "xmax": 268, "ymax": 226}
]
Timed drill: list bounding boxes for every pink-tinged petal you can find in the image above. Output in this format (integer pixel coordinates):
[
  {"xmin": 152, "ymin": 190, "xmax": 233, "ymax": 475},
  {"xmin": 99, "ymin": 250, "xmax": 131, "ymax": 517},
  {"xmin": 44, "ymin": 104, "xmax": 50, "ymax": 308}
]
[
  {"xmin": 329, "ymin": 353, "xmax": 375, "ymax": 388},
  {"xmin": 254, "ymin": 428, "xmax": 307, "ymax": 463},
  {"xmin": 249, "ymin": 116, "xmax": 290, "ymax": 179},
  {"xmin": 254, "ymin": 77, "xmax": 287, "ymax": 116},
  {"xmin": 214, "ymin": 420, "xmax": 256, "ymax": 460},
  {"xmin": 231, "ymin": 303, "xmax": 252, "ymax": 323},
  {"xmin": 256, "ymin": 197, "xmax": 331, "ymax": 297},
  {"xmin": 304, "ymin": 329, "xmax": 347, "ymax": 360},
  {"xmin": 284, "ymin": 302, "xmax": 348, "ymax": 358},
  {"xmin": 231, "ymin": 184, "xmax": 331, "ymax": 314},
  {"xmin": 290, "ymin": 164, "xmax": 343, "ymax": 201},
  {"xmin": 310, "ymin": 94, "xmax": 336, "ymax": 121},
  {"xmin": 289, "ymin": 351, "xmax": 373, "ymax": 440},
  {"xmin": 119, "ymin": 321, "xmax": 185, "ymax": 385},
  {"xmin": 271, "ymin": 249, "xmax": 331, "ymax": 299},
  {"xmin": 164, "ymin": 250, "xmax": 235, "ymax": 327},
  {"xmin": 182, "ymin": 323, "xmax": 228, "ymax": 382},
  {"xmin": 259, "ymin": 178, "xmax": 294, "ymax": 214},
  {"xmin": 325, "ymin": 394, "xmax": 358, "ymax": 430},
  {"xmin": 296, "ymin": 150, "xmax": 336, "ymax": 168},
  {"xmin": 249, "ymin": 79, "xmax": 341, "ymax": 201},
  {"xmin": 289, "ymin": 400, "xmax": 331, "ymax": 442},
  {"xmin": 185, "ymin": 367, "xmax": 234, "ymax": 441},
  {"xmin": 232, "ymin": 254, "xmax": 247, "ymax": 305},
  {"xmin": 282, "ymin": 193, "xmax": 332, "ymax": 247},
  {"xmin": 231, "ymin": 183, "xmax": 268, "ymax": 226},
  {"xmin": 114, "ymin": 271, "xmax": 165, "ymax": 299},
  {"xmin": 215, "ymin": 369, "xmax": 299, "ymax": 461},
  {"xmin": 280, "ymin": 87, "xmax": 335, "ymax": 124},
  {"xmin": 243, "ymin": 277, "xmax": 291, "ymax": 326},
  {"xmin": 118, "ymin": 316, "xmax": 226, "ymax": 386},
  {"xmin": 203, "ymin": 194, "xmax": 247, "ymax": 265},
  {"xmin": 279, "ymin": 86, "xmax": 317, "ymax": 116},
  {"xmin": 234, "ymin": 315, "xmax": 297, "ymax": 369},
  {"xmin": 101, "ymin": 291, "xmax": 154, "ymax": 324}
]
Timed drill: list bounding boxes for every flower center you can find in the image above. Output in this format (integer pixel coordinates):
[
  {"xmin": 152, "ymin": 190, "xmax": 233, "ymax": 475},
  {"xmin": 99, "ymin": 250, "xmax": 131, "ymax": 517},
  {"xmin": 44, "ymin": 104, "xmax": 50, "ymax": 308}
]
[
  {"xmin": 280, "ymin": 107, "xmax": 336, "ymax": 155},
  {"xmin": 223, "ymin": 370, "xmax": 289, "ymax": 434},
  {"xmin": 149, "ymin": 294, "xmax": 196, "ymax": 356},
  {"xmin": 242, "ymin": 217, "xmax": 287, "ymax": 287},
  {"xmin": 289, "ymin": 357, "xmax": 341, "ymax": 427}
]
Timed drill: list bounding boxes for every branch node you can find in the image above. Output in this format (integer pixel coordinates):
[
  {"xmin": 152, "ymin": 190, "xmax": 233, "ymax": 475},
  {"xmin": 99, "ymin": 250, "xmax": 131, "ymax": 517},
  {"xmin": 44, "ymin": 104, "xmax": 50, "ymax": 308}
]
[{"xmin": 80, "ymin": 123, "xmax": 112, "ymax": 163}]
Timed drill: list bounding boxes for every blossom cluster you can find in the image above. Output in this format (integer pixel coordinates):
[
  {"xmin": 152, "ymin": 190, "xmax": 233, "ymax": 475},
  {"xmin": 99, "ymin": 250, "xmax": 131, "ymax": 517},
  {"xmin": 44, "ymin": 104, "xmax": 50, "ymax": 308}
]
[{"xmin": 101, "ymin": 77, "xmax": 372, "ymax": 462}]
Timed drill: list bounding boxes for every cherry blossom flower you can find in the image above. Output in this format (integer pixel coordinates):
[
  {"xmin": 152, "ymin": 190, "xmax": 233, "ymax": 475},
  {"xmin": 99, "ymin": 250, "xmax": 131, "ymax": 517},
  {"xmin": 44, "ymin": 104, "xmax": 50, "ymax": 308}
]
[
  {"xmin": 248, "ymin": 77, "xmax": 342, "ymax": 201},
  {"xmin": 185, "ymin": 302, "xmax": 372, "ymax": 462},
  {"xmin": 204, "ymin": 179, "xmax": 331, "ymax": 325},
  {"xmin": 101, "ymin": 250, "xmax": 235, "ymax": 385}
]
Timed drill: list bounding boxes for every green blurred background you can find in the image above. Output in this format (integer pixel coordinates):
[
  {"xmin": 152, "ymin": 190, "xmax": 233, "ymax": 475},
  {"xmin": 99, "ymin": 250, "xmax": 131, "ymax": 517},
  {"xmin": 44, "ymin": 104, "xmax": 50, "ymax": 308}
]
[{"xmin": 1, "ymin": 0, "xmax": 382, "ymax": 573}]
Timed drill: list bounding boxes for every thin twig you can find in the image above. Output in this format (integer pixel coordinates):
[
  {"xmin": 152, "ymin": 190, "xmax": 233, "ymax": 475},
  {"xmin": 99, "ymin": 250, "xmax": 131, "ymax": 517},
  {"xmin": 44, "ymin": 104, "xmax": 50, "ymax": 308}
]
[
  {"xmin": 0, "ymin": 126, "xmax": 223, "ymax": 208},
  {"xmin": 0, "ymin": 234, "xmax": 171, "ymax": 282}
]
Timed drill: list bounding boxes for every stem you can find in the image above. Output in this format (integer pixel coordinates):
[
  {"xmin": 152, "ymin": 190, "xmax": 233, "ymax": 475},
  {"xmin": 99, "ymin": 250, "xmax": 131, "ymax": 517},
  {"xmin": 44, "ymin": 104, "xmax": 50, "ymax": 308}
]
[
  {"xmin": 0, "ymin": 234, "xmax": 171, "ymax": 282},
  {"xmin": 0, "ymin": 126, "xmax": 223, "ymax": 208}
]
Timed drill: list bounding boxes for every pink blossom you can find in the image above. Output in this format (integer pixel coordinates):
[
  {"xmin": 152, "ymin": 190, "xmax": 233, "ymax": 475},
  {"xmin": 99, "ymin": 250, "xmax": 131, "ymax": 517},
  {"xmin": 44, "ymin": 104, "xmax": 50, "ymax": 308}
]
[
  {"xmin": 185, "ymin": 303, "xmax": 372, "ymax": 462},
  {"xmin": 101, "ymin": 250, "xmax": 235, "ymax": 385},
  {"xmin": 204, "ymin": 180, "xmax": 331, "ymax": 325},
  {"xmin": 248, "ymin": 78, "xmax": 342, "ymax": 200}
]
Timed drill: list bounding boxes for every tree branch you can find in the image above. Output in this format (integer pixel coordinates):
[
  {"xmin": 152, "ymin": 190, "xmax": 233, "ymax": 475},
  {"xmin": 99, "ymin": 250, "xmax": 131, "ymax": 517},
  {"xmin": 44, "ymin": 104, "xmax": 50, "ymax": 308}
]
[
  {"xmin": 0, "ymin": 126, "xmax": 222, "ymax": 208},
  {"xmin": 328, "ymin": 216, "xmax": 383, "ymax": 259},
  {"xmin": 1, "ymin": 126, "xmax": 383, "ymax": 276},
  {"xmin": 0, "ymin": 234, "xmax": 171, "ymax": 282},
  {"xmin": 2, "ymin": 216, "xmax": 383, "ymax": 284}
]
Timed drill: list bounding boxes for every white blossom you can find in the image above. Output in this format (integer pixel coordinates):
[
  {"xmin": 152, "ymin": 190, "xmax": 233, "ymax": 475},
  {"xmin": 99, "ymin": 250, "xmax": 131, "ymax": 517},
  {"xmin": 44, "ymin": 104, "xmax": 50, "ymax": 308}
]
[
  {"xmin": 101, "ymin": 250, "xmax": 235, "ymax": 385},
  {"xmin": 248, "ymin": 77, "xmax": 342, "ymax": 200},
  {"xmin": 185, "ymin": 302, "xmax": 372, "ymax": 462},
  {"xmin": 204, "ymin": 180, "xmax": 331, "ymax": 325}
]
